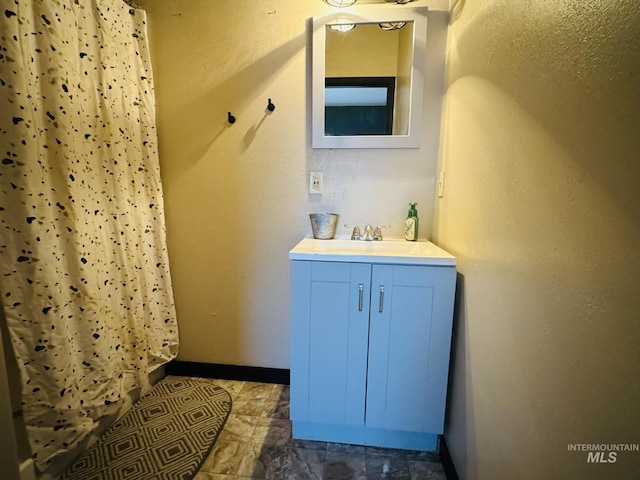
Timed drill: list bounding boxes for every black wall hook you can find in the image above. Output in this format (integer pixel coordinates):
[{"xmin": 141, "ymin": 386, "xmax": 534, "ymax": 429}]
[
  {"xmin": 267, "ymin": 99, "xmax": 276, "ymax": 112},
  {"xmin": 227, "ymin": 112, "xmax": 236, "ymax": 124}
]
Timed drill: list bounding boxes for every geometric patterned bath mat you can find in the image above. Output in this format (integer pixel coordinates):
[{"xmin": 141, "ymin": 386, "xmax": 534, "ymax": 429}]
[{"xmin": 59, "ymin": 376, "xmax": 232, "ymax": 480}]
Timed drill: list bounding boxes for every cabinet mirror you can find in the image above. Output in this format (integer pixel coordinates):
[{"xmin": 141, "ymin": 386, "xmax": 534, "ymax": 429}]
[{"xmin": 312, "ymin": 7, "xmax": 427, "ymax": 149}]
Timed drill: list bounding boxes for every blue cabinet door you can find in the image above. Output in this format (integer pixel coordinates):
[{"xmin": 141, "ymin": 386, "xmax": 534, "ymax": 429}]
[
  {"xmin": 366, "ymin": 265, "xmax": 456, "ymax": 434},
  {"xmin": 290, "ymin": 261, "xmax": 371, "ymax": 426}
]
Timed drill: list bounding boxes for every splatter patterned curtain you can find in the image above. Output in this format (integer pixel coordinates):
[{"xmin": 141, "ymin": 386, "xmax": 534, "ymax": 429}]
[{"xmin": 0, "ymin": 0, "xmax": 179, "ymax": 471}]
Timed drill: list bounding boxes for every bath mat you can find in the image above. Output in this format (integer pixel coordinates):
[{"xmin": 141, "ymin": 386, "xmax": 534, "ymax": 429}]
[{"xmin": 60, "ymin": 376, "xmax": 232, "ymax": 480}]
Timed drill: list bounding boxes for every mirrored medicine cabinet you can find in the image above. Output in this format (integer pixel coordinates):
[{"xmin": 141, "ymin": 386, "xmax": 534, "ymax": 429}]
[{"xmin": 312, "ymin": 7, "xmax": 427, "ymax": 149}]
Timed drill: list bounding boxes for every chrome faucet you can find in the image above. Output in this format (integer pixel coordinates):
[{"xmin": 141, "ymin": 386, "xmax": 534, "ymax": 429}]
[
  {"xmin": 347, "ymin": 224, "xmax": 386, "ymax": 241},
  {"xmin": 363, "ymin": 225, "xmax": 374, "ymax": 241}
]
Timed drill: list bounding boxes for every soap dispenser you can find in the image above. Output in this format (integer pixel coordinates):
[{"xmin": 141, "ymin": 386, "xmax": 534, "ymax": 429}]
[{"xmin": 404, "ymin": 203, "xmax": 419, "ymax": 241}]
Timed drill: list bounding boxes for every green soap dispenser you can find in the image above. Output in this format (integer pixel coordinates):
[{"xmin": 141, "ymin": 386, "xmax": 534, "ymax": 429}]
[{"xmin": 404, "ymin": 203, "xmax": 419, "ymax": 241}]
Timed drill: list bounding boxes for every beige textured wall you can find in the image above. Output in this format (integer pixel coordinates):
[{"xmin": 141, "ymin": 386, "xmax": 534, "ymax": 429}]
[
  {"xmin": 0, "ymin": 321, "xmax": 20, "ymax": 480},
  {"xmin": 436, "ymin": 0, "xmax": 640, "ymax": 478},
  {"xmin": 394, "ymin": 24, "xmax": 414, "ymax": 135},
  {"xmin": 140, "ymin": 0, "xmax": 449, "ymax": 368},
  {"xmin": 326, "ymin": 23, "xmax": 399, "ymax": 77}
]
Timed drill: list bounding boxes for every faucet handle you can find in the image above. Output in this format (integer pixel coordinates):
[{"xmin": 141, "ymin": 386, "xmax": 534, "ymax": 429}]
[
  {"xmin": 346, "ymin": 225, "xmax": 361, "ymax": 240},
  {"xmin": 372, "ymin": 225, "xmax": 391, "ymax": 240}
]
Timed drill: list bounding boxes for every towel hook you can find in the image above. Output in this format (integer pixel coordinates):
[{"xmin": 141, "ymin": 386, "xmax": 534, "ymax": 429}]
[
  {"xmin": 227, "ymin": 112, "xmax": 236, "ymax": 124},
  {"xmin": 267, "ymin": 98, "xmax": 275, "ymax": 112}
]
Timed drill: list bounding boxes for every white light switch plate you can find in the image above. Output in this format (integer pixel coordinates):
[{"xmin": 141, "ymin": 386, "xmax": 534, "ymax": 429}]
[{"xmin": 437, "ymin": 171, "xmax": 445, "ymax": 198}]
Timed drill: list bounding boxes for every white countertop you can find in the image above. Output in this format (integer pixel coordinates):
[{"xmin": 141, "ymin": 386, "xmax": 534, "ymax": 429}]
[{"xmin": 289, "ymin": 237, "xmax": 456, "ymax": 267}]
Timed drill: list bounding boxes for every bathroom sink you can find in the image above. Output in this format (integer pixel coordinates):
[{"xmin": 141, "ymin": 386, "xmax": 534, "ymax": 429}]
[
  {"xmin": 312, "ymin": 239, "xmax": 422, "ymax": 254},
  {"xmin": 289, "ymin": 238, "xmax": 456, "ymax": 266}
]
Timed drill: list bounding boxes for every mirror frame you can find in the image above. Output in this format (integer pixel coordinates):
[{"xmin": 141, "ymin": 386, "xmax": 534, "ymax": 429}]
[{"xmin": 312, "ymin": 7, "xmax": 428, "ymax": 149}]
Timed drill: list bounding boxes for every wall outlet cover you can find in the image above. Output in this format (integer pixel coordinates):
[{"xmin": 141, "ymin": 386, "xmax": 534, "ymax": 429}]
[{"xmin": 310, "ymin": 171, "xmax": 323, "ymax": 195}]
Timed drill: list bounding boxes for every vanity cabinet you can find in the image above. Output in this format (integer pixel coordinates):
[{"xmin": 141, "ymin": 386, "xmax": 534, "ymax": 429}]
[{"xmin": 289, "ymin": 259, "xmax": 456, "ymax": 451}]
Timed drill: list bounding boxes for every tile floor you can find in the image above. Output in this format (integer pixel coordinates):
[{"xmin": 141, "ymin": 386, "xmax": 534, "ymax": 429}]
[{"xmin": 192, "ymin": 378, "xmax": 447, "ymax": 480}]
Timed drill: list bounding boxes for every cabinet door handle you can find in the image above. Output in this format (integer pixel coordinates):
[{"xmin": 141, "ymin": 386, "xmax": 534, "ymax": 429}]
[
  {"xmin": 379, "ymin": 285, "xmax": 385, "ymax": 313},
  {"xmin": 358, "ymin": 284, "xmax": 364, "ymax": 311}
]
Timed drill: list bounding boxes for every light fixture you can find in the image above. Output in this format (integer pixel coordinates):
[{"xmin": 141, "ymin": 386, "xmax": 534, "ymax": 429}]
[
  {"xmin": 379, "ymin": 21, "xmax": 406, "ymax": 31},
  {"xmin": 330, "ymin": 23, "xmax": 356, "ymax": 32},
  {"xmin": 323, "ymin": 0, "xmax": 357, "ymax": 7}
]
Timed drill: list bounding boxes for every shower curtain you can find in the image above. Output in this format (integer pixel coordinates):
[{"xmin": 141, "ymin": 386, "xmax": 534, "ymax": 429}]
[{"xmin": 0, "ymin": 0, "xmax": 179, "ymax": 471}]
